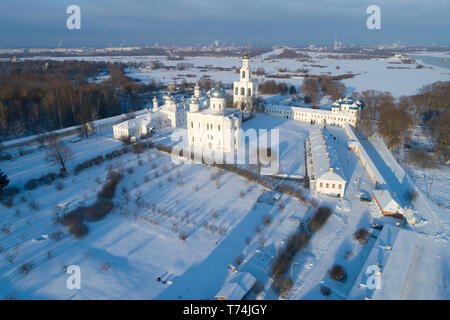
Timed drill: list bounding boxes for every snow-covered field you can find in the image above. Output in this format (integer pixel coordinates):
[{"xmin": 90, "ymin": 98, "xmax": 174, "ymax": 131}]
[
  {"xmin": 22, "ymin": 49, "xmax": 450, "ymax": 97},
  {"xmin": 0, "ymin": 120, "xmax": 312, "ymax": 299},
  {"xmin": 1, "ymin": 113, "xmax": 448, "ymax": 300},
  {"xmin": 0, "ymin": 129, "xmax": 268, "ymax": 299}
]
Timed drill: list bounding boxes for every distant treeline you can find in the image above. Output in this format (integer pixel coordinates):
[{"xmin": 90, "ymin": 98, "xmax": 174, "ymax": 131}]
[
  {"xmin": 267, "ymin": 49, "xmax": 311, "ymax": 60},
  {"xmin": 0, "ymin": 61, "xmax": 155, "ymax": 141},
  {"xmin": 258, "ymin": 75, "xmax": 345, "ymax": 105}
]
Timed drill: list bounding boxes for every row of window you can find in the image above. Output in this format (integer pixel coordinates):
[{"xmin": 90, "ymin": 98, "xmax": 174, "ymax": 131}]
[
  {"xmin": 191, "ymin": 136, "xmax": 221, "ymax": 146},
  {"xmin": 267, "ymin": 109, "xmax": 353, "ymax": 122},
  {"xmin": 234, "ymin": 87, "xmax": 252, "ymax": 96},
  {"xmin": 319, "ymin": 182, "xmax": 342, "ymax": 189},
  {"xmin": 190, "ymin": 121, "xmax": 221, "ymax": 132}
]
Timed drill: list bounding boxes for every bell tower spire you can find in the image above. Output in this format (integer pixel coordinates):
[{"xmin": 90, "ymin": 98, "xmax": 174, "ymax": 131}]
[{"xmin": 240, "ymin": 49, "xmax": 250, "ymax": 81}]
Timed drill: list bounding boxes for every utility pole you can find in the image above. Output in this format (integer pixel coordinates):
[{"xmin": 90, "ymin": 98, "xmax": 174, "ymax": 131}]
[
  {"xmin": 423, "ymin": 174, "xmax": 434, "ymax": 199},
  {"xmin": 428, "ymin": 175, "xmax": 434, "ymax": 199},
  {"xmin": 290, "ymin": 262, "xmax": 298, "ymax": 280},
  {"xmin": 304, "ymin": 138, "xmax": 309, "ymax": 188}
]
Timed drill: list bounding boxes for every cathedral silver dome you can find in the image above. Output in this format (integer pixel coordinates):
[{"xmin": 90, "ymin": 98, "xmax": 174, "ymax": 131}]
[
  {"xmin": 189, "ymin": 96, "xmax": 200, "ymax": 104},
  {"xmin": 209, "ymin": 86, "xmax": 225, "ymax": 98}
]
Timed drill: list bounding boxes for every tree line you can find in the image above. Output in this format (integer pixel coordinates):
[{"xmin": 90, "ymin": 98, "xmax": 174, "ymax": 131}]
[
  {"xmin": 356, "ymin": 81, "xmax": 449, "ymax": 163},
  {"xmin": 257, "ymin": 75, "xmax": 345, "ymax": 107},
  {"xmin": 0, "ymin": 60, "xmax": 153, "ymax": 141}
]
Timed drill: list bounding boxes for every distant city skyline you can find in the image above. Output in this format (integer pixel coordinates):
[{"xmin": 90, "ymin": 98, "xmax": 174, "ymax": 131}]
[{"xmin": 0, "ymin": 0, "xmax": 449, "ymax": 48}]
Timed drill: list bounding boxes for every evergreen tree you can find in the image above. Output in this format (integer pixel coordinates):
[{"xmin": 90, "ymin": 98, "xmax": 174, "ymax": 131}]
[
  {"xmin": 0, "ymin": 169, "xmax": 9, "ymax": 191},
  {"xmin": 289, "ymin": 85, "xmax": 297, "ymax": 95}
]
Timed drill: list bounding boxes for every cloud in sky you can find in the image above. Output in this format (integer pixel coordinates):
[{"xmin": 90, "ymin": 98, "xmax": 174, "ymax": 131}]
[{"xmin": 0, "ymin": 0, "xmax": 448, "ymax": 47}]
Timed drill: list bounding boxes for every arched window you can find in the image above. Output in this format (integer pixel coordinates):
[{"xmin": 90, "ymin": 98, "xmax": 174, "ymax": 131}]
[
  {"xmin": 247, "ymin": 88, "xmax": 251, "ymax": 96},
  {"xmin": 241, "ymin": 87, "xmax": 245, "ymax": 96},
  {"xmin": 242, "ymin": 71, "xmax": 245, "ymax": 79},
  {"xmin": 235, "ymin": 87, "xmax": 238, "ymax": 95}
]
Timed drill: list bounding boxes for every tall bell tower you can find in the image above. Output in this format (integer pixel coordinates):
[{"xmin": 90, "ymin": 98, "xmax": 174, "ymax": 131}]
[{"xmin": 233, "ymin": 49, "xmax": 255, "ymax": 111}]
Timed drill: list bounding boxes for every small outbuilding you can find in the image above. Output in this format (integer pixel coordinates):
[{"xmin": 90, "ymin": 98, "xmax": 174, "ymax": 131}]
[
  {"xmin": 215, "ymin": 272, "xmax": 258, "ymax": 300},
  {"xmin": 372, "ymin": 190, "xmax": 403, "ymax": 219}
]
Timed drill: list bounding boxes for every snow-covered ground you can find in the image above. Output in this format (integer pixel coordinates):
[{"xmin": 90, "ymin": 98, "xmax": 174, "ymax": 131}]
[
  {"xmin": 407, "ymin": 165, "xmax": 450, "ymax": 210},
  {"xmin": 1, "ymin": 112, "xmax": 448, "ymax": 300},
  {"xmin": 0, "ymin": 129, "xmax": 268, "ymax": 299},
  {"xmin": 0, "ymin": 119, "xmax": 313, "ymax": 299},
  {"xmin": 1, "ymin": 49, "xmax": 449, "ymax": 300}
]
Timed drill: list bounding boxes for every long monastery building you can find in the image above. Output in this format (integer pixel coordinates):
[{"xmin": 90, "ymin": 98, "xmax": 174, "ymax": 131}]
[
  {"xmin": 265, "ymin": 95, "xmax": 363, "ymax": 126},
  {"xmin": 309, "ymin": 125, "xmax": 346, "ymax": 197}
]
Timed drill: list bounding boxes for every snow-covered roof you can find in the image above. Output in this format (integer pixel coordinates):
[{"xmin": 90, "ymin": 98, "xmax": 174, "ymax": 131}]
[
  {"xmin": 215, "ymin": 272, "xmax": 257, "ymax": 300},
  {"xmin": 267, "ymin": 104, "xmax": 335, "ymax": 116},
  {"xmin": 113, "ymin": 117, "xmax": 151, "ymax": 130},
  {"xmin": 198, "ymin": 107, "xmax": 240, "ymax": 118},
  {"xmin": 373, "ymin": 190, "xmax": 403, "ymax": 214},
  {"xmin": 342, "ymin": 123, "xmax": 387, "ymax": 187},
  {"xmin": 348, "ymin": 225, "xmax": 419, "ymax": 300},
  {"xmin": 333, "ymin": 95, "xmax": 363, "ymax": 110},
  {"xmin": 256, "ymin": 242, "xmax": 277, "ymax": 259},
  {"xmin": 331, "ymin": 102, "xmax": 341, "ymax": 108},
  {"xmin": 340, "ymin": 95, "xmax": 354, "ymax": 104},
  {"xmin": 266, "ymin": 104, "xmax": 357, "ymax": 117},
  {"xmin": 309, "ymin": 125, "xmax": 345, "ymax": 182}
]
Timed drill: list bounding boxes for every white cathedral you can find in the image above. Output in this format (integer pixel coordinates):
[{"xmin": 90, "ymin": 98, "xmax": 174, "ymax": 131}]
[
  {"xmin": 113, "ymin": 53, "xmax": 256, "ymax": 150},
  {"xmin": 187, "ymin": 84, "xmax": 241, "ymax": 152},
  {"xmin": 185, "ymin": 53, "xmax": 256, "ymax": 152}
]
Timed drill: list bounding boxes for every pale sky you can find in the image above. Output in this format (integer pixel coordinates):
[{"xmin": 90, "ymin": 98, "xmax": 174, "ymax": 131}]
[{"xmin": 0, "ymin": 0, "xmax": 449, "ymax": 47}]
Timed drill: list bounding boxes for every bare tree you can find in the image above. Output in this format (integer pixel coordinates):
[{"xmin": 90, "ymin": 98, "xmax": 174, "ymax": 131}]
[
  {"xmin": 359, "ymin": 116, "xmax": 372, "ymax": 139},
  {"xmin": 376, "ymin": 95, "xmax": 413, "ymax": 149},
  {"xmin": 357, "ymin": 90, "xmax": 381, "ymax": 121},
  {"xmin": 0, "ymin": 101, "xmax": 8, "ymax": 137},
  {"xmin": 302, "ymin": 78, "xmax": 320, "ymax": 107},
  {"xmin": 424, "ymin": 111, "xmax": 449, "ymax": 161},
  {"xmin": 45, "ymin": 138, "xmax": 74, "ymax": 174},
  {"xmin": 76, "ymin": 107, "xmax": 95, "ymax": 139},
  {"xmin": 255, "ymin": 67, "xmax": 265, "ymax": 76}
]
